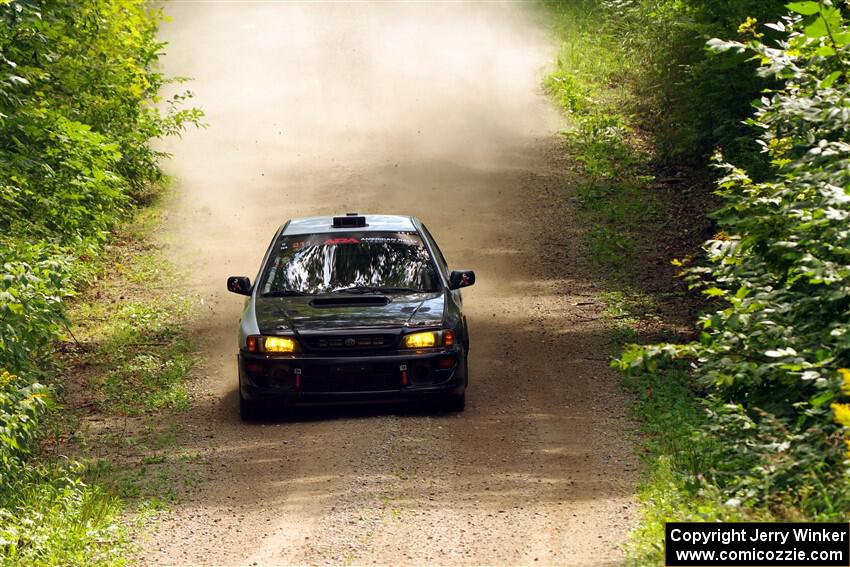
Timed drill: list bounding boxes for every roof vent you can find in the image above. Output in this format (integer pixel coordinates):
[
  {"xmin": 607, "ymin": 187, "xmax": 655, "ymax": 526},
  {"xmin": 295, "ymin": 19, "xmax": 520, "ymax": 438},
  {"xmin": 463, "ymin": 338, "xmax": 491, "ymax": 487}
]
[{"xmin": 332, "ymin": 214, "xmax": 367, "ymax": 228}]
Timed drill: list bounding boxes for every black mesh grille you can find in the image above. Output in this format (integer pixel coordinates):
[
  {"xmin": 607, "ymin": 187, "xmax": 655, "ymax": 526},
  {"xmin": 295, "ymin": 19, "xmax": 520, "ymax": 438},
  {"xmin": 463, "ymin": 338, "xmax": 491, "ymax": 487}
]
[{"xmin": 302, "ymin": 334, "xmax": 396, "ymax": 353}]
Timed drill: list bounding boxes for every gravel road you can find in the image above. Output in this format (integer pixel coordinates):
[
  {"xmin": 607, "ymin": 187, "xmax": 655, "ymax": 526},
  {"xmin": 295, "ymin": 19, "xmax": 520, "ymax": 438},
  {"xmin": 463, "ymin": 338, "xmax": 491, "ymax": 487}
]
[{"xmin": 142, "ymin": 2, "xmax": 638, "ymax": 565}]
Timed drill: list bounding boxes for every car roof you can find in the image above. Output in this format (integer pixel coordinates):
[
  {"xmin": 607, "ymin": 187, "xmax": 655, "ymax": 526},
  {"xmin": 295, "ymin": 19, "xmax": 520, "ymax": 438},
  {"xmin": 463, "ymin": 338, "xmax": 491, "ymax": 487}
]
[{"xmin": 281, "ymin": 214, "xmax": 418, "ymax": 236}]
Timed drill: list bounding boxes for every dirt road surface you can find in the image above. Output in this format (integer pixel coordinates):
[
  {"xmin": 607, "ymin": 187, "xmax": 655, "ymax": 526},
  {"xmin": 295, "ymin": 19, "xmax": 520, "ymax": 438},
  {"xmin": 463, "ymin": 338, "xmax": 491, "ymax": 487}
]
[{"xmin": 144, "ymin": 2, "xmax": 638, "ymax": 565}]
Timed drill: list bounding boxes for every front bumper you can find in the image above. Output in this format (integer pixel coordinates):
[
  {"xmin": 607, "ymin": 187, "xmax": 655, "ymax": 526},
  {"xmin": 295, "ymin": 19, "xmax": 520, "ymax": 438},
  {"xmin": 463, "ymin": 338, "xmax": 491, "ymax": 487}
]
[{"xmin": 238, "ymin": 349, "xmax": 466, "ymax": 405}]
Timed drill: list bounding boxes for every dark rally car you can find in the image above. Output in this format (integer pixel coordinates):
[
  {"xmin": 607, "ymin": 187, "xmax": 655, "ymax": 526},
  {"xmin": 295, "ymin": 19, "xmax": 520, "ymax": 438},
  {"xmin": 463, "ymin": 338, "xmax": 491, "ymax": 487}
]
[{"xmin": 226, "ymin": 214, "xmax": 475, "ymax": 420}]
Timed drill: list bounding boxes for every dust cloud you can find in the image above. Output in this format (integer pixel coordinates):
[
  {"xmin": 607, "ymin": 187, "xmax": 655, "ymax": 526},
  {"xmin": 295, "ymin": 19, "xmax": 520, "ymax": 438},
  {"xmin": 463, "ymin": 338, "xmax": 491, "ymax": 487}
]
[{"xmin": 158, "ymin": 1, "xmax": 560, "ymax": 279}]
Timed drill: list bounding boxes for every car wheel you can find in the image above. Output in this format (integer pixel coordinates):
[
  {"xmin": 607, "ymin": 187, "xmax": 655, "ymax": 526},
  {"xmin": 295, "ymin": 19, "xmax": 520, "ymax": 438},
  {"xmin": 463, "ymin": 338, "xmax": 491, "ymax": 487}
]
[
  {"xmin": 239, "ymin": 392, "xmax": 263, "ymax": 421},
  {"xmin": 440, "ymin": 391, "xmax": 466, "ymax": 412}
]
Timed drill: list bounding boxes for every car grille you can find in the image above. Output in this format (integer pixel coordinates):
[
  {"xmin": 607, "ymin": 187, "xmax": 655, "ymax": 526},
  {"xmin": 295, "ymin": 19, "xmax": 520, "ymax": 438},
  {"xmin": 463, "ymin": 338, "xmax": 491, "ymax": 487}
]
[{"xmin": 302, "ymin": 334, "xmax": 397, "ymax": 353}]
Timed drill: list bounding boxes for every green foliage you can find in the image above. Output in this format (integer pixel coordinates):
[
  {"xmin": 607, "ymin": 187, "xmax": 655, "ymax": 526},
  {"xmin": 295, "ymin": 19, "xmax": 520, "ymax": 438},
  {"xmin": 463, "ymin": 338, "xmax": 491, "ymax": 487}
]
[
  {"xmin": 0, "ymin": 1, "xmax": 203, "ymax": 226},
  {"xmin": 544, "ymin": 0, "xmax": 788, "ymax": 171},
  {"xmin": 544, "ymin": 0, "xmax": 850, "ymax": 558},
  {"xmin": 0, "ymin": 0, "xmax": 201, "ymax": 562},
  {"xmin": 599, "ymin": 290, "xmax": 659, "ymax": 347},
  {"xmin": 620, "ymin": 361, "xmax": 776, "ymax": 564},
  {"xmin": 0, "ymin": 244, "xmax": 72, "ymax": 373},
  {"xmin": 626, "ymin": 455, "xmax": 754, "ymax": 565},
  {"xmin": 622, "ymin": 0, "xmax": 788, "ymax": 171},
  {"xmin": 0, "ymin": 371, "xmax": 49, "ymax": 474},
  {"xmin": 0, "ymin": 242, "xmax": 67, "ymax": 494},
  {"xmin": 616, "ymin": 0, "xmax": 850, "ymax": 519}
]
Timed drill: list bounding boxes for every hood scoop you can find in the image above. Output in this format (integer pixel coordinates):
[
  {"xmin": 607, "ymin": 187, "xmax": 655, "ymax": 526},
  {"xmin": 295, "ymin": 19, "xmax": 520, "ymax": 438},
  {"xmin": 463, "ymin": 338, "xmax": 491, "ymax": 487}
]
[{"xmin": 310, "ymin": 296, "xmax": 390, "ymax": 308}]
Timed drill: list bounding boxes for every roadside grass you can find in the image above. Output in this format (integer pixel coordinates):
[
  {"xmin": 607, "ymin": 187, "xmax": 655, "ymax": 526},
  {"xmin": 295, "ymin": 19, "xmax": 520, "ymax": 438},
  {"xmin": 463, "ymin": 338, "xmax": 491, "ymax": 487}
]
[
  {"xmin": 620, "ymin": 365, "xmax": 775, "ymax": 564},
  {"xmin": 6, "ymin": 189, "xmax": 202, "ymax": 565},
  {"xmin": 67, "ymin": 199, "xmax": 196, "ymax": 416},
  {"xmin": 539, "ymin": 1, "xmax": 739, "ymax": 563},
  {"xmin": 74, "ymin": 292, "xmax": 194, "ymax": 415},
  {"xmin": 65, "ymin": 189, "xmax": 200, "ymax": 504},
  {"xmin": 540, "ymin": 1, "xmax": 659, "ymax": 283},
  {"xmin": 599, "ymin": 291, "xmax": 660, "ymax": 349},
  {"xmin": 0, "ymin": 466, "xmax": 128, "ymax": 566}
]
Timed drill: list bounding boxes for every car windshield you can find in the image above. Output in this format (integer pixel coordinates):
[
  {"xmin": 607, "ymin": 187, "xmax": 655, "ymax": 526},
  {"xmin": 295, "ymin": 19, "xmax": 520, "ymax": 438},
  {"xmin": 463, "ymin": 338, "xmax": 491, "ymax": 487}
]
[{"xmin": 261, "ymin": 231, "xmax": 440, "ymax": 295}]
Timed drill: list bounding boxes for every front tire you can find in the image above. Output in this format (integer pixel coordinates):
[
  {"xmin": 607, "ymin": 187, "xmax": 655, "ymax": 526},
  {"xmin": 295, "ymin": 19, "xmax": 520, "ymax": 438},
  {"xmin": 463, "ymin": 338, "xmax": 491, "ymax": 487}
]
[
  {"xmin": 239, "ymin": 392, "xmax": 263, "ymax": 421},
  {"xmin": 441, "ymin": 355, "xmax": 469, "ymax": 412},
  {"xmin": 440, "ymin": 391, "xmax": 466, "ymax": 412}
]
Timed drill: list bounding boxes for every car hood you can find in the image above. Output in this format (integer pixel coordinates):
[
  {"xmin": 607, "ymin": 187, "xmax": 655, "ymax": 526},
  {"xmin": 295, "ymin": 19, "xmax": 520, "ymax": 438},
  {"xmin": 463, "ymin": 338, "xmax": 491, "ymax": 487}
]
[{"xmin": 254, "ymin": 292, "xmax": 445, "ymax": 333}]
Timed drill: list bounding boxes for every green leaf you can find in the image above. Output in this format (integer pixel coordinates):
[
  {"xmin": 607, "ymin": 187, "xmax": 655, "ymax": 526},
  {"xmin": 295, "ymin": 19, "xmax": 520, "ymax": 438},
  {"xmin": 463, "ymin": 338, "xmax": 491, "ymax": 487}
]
[
  {"xmin": 832, "ymin": 31, "xmax": 850, "ymax": 46},
  {"xmin": 787, "ymin": 1, "xmax": 820, "ymax": 15},
  {"xmin": 821, "ymin": 70, "xmax": 842, "ymax": 88},
  {"xmin": 805, "ymin": 16, "xmax": 829, "ymax": 38},
  {"xmin": 810, "ymin": 391, "xmax": 834, "ymax": 408},
  {"xmin": 804, "ymin": 9, "xmax": 842, "ymax": 40}
]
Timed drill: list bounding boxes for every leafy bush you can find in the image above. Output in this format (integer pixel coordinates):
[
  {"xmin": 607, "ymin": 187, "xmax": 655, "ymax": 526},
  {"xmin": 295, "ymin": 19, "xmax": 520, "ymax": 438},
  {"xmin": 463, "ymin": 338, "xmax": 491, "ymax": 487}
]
[
  {"xmin": 0, "ymin": 1, "xmax": 202, "ymax": 217},
  {"xmin": 617, "ymin": 0, "xmax": 788, "ymax": 171},
  {"xmin": 0, "ymin": 244, "xmax": 72, "ymax": 373},
  {"xmin": 617, "ymin": 0, "xmax": 850, "ymax": 519},
  {"xmin": 0, "ymin": 371, "xmax": 49, "ymax": 476},
  {"xmin": 0, "ymin": 0, "xmax": 201, "ymax": 562},
  {"xmin": 544, "ymin": 0, "xmax": 788, "ymax": 171}
]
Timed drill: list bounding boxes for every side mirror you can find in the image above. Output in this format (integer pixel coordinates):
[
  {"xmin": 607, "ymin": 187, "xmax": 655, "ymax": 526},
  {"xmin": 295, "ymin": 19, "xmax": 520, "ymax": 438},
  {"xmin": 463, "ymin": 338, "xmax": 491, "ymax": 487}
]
[
  {"xmin": 448, "ymin": 270, "xmax": 475, "ymax": 290},
  {"xmin": 227, "ymin": 276, "xmax": 252, "ymax": 296}
]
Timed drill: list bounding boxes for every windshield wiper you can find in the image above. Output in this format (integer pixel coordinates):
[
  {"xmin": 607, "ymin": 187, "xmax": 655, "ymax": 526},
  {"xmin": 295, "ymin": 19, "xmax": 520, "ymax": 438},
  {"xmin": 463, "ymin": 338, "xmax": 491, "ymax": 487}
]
[
  {"xmin": 379, "ymin": 287, "xmax": 430, "ymax": 294},
  {"xmin": 332, "ymin": 286, "xmax": 427, "ymax": 294},
  {"xmin": 262, "ymin": 289, "xmax": 308, "ymax": 297},
  {"xmin": 332, "ymin": 286, "xmax": 382, "ymax": 294}
]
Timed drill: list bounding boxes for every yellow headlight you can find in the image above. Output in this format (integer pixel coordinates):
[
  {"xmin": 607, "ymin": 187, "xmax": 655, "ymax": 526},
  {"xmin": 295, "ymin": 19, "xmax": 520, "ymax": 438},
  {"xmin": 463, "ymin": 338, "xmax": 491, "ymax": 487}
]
[
  {"xmin": 402, "ymin": 331, "xmax": 436, "ymax": 349},
  {"xmin": 264, "ymin": 336, "xmax": 297, "ymax": 353}
]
